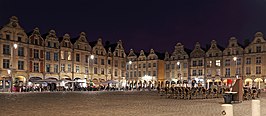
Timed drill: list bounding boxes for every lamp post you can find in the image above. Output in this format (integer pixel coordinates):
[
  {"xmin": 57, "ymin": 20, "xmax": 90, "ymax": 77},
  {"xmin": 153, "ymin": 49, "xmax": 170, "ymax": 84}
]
[
  {"xmin": 7, "ymin": 69, "xmax": 11, "ymax": 92},
  {"xmin": 233, "ymin": 57, "xmax": 238, "ymax": 79},
  {"xmin": 126, "ymin": 61, "xmax": 132, "ymax": 90},
  {"xmin": 88, "ymin": 55, "xmax": 94, "ymax": 81},
  {"xmin": 10, "ymin": 43, "xmax": 17, "ymax": 92},
  {"xmin": 177, "ymin": 61, "xmax": 181, "ymax": 86}
]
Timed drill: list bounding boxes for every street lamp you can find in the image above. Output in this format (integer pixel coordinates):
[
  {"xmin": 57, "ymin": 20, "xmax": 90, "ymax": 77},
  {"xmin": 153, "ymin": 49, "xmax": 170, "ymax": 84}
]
[
  {"xmin": 176, "ymin": 61, "xmax": 181, "ymax": 86},
  {"xmin": 88, "ymin": 54, "xmax": 94, "ymax": 81},
  {"xmin": 233, "ymin": 56, "xmax": 238, "ymax": 79},
  {"xmin": 126, "ymin": 60, "xmax": 132, "ymax": 89},
  {"xmin": 10, "ymin": 43, "xmax": 18, "ymax": 92}
]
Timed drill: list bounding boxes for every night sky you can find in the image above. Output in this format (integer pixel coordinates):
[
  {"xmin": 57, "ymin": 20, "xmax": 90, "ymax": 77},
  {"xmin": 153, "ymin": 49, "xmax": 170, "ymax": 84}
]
[{"xmin": 1, "ymin": 0, "xmax": 266, "ymax": 53}]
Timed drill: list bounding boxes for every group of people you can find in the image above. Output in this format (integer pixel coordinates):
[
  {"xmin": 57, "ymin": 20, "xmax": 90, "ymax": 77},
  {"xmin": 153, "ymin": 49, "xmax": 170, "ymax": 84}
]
[{"xmin": 158, "ymin": 85, "xmax": 261, "ymax": 100}]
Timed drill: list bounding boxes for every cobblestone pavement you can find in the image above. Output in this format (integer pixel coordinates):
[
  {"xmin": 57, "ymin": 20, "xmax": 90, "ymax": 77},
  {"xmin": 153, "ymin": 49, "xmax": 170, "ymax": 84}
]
[{"xmin": 0, "ymin": 91, "xmax": 265, "ymax": 116}]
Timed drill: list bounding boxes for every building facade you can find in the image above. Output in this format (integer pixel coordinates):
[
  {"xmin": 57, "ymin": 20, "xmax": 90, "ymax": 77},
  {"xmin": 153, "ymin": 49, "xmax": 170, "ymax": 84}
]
[{"xmin": 0, "ymin": 16, "xmax": 265, "ymax": 91}]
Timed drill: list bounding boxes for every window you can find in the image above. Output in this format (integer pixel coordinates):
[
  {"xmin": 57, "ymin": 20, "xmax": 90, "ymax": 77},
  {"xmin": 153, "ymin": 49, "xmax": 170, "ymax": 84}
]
[
  {"xmin": 153, "ymin": 63, "xmax": 156, "ymax": 67},
  {"xmin": 101, "ymin": 59, "xmax": 104, "ymax": 65},
  {"xmin": 148, "ymin": 71, "xmax": 151, "ymax": 76},
  {"xmin": 54, "ymin": 43, "xmax": 57, "ymax": 48},
  {"xmin": 121, "ymin": 61, "xmax": 125, "ymax": 68},
  {"xmin": 34, "ymin": 63, "xmax": 39, "ymax": 72},
  {"xmin": 207, "ymin": 69, "xmax": 211, "ymax": 76},
  {"xmin": 101, "ymin": 68, "xmax": 104, "ymax": 74},
  {"xmin": 153, "ymin": 71, "xmax": 156, "ymax": 76},
  {"xmin": 192, "ymin": 70, "xmax": 196, "ymax": 76},
  {"xmin": 34, "ymin": 39, "xmax": 38, "ymax": 45},
  {"xmin": 67, "ymin": 52, "xmax": 71, "ymax": 60},
  {"xmin": 148, "ymin": 63, "xmax": 151, "ymax": 68},
  {"xmin": 68, "ymin": 64, "xmax": 71, "ymax": 72},
  {"xmin": 46, "ymin": 64, "xmax": 50, "ymax": 73},
  {"xmin": 130, "ymin": 72, "xmax": 132, "ymax": 77},
  {"xmin": 166, "ymin": 64, "xmax": 170, "ymax": 70},
  {"xmin": 215, "ymin": 60, "xmax": 221, "ymax": 67},
  {"xmin": 114, "ymin": 60, "xmax": 118, "ymax": 67},
  {"xmin": 3, "ymin": 44, "xmax": 10, "ymax": 55},
  {"xmin": 54, "ymin": 64, "xmax": 59, "ymax": 73},
  {"xmin": 54, "ymin": 52, "xmax": 59, "ymax": 61},
  {"xmin": 248, "ymin": 49, "xmax": 252, "ymax": 53},
  {"xmin": 198, "ymin": 69, "xmax": 203, "ymax": 76},
  {"xmin": 207, "ymin": 61, "xmax": 212, "ymax": 67},
  {"xmin": 18, "ymin": 37, "xmax": 21, "ymax": 42},
  {"xmin": 237, "ymin": 58, "xmax": 241, "ymax": 65},
  {"xmin": 198, "ymin": 60, "xmax": 203, "ymax": 66},
  {"xmin": 94, "ymin": 58, "xmax": 98, "ymax": 64},
  {"xmin": 236, "ymin": 68, "xmax": 240, "ymax": 75},
  {"xmin": 225, "ymin": 68, "xmax": 230, "ymax": 76},
  {"xmin": 34, "ymin": 49, "xmax": 39, "ymax": 58},
  {"xmin": 61, "ymin": 51, "xmax": 65, "ymax": 60},
  {"xmin": 76, "ymin": 65, "xmax": 80, "ymax": 73},
  {"xmin": 246, "ymin": 58, "xmax": 251, "ymax": 64},
  {"xmin": 256, "ymin": 66, "xmax": 261, "ymax": 74},
  {"xmin": 256, "ymin": 46, "xmax": 261, "ymax": 53},
  {"xmin": 192, "ymin": 61, "xmax": 197, "ymax": 67},
  {"xmin": 76, "ymin": 54, "xmax": 80, "ymax": 62},
  {"xmin": 139, "ymin": 71, "xmax": 141, "ymax": 77},
  {"xmin": 94, "ymin": 67, "xmax": 97, "ymax": 74},
  {"xmin": 18, "ymin": 47, "xmax": 24, "ymax": 56},
  {"xmin": 138, "ymin": 64, "xmax": 141, "ymax": 68},
  {"xmin": 171, "ymin": 64, "xmax": 175, "ymax": 69},
  {"xmin": 225, "ymin": 59, "xmax": 230, "ymax": 66},
  {"xmin": 46, "ymin": 52, "xmax": 50, "ymax": 60},
  {"xmin": 108, "ymin": 59, "xmax": 111, "ymax": 65},
  {"xmin": 143, "ymin": 71, "xmax": 146, "ymax": 75},
  {"xmin": 6, "ymin": 34, "xmax": 10, "ymax": 40},
  {"xmin": 85, "ymin": 67, "xmax": 88, "ymax": 74},
  {"xmin": 134, "ymin": 71, "xmax": 137, "ymax": 77},
  {"xmin": 216, "ymin": 69, "xmax": 221, "ymax": 76},
  {"xmin": 122, "ymin": 71, "xmax": 124, "ymax": 77},
  {"xmin": 115, "ymin": 69, "xmax": 118, "ymax": 76},
  {"xmin": 18, "ymin": 61, "xmax": 24, "ymax": 70},
  {"xmin": 246, "ymin": 67, "xmax": 251, "ymax": 75},
  {"xmin": 61, "ymin": 64, "xmax": 65, "ymax": 72},
  {"xmin": 256, "ymin": 57, "xmax": 261, "ymax": 64},
  {"xmin": 227, "ymin": 51, "xmax": 230, "ymax": 55},
  {"xmin": 183, "ymin": 63, "xmax": 187, "ymax": 68},
  {"xmin": 108, "ymin": 69, "xmax": 111, "ymax": 74},
  {"xmin": 48, "ymin": 41, "xmax": 51, "ymax": 47},
  {"xmin": 3, "ymin": 59, "xmax": 10, "ymax": 68},
  {"xmin": 85, "ymin": 55, "xmax": 89, "ymax": 63}
]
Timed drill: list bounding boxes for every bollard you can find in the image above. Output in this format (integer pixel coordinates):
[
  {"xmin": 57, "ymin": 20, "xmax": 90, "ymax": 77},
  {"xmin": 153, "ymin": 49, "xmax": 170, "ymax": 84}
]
[
  {"xmin": 252, "ymin": 100, "xmax": 260, "ymax": 116},
  {"xmin": 221, "ymin": 104, "xmax": 233, "ymax": 116}
]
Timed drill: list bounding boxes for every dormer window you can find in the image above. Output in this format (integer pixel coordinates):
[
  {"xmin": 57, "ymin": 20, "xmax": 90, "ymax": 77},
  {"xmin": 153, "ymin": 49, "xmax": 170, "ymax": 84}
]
[
  {"xmin": 34, "ymin": 38, "xmax": 38, "ymax": 45},
  {"xmin": 256, "ymin": 39, "xmax": 261, "ymax": 43},
  {"xmin": 48, "ymin": 41, "xmax": 51, "ymax": 47},
  {"xmin": 6, "ymin": 34, "xmax": 10, "ymax": 40},
  {"xmin": 248, "ymin": 49, "xmax": 252, "ymax": 53},
  {"xmin": 232, "ymin": 44, "xmax": 235, "ymax": 47},
  {"xmin": 256, "ymin": 46, "xmax": 262, "ymax": 53},
  {"xmin": 18, "ymin": 36, "xmax": 22, "ymax": 42}
]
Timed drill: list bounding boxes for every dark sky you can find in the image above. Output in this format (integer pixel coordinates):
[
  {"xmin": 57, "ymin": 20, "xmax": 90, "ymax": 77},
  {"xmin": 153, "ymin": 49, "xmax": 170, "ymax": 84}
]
[{"xmin": 1, "ymin": 0, "xmax": 266, "ymax": 53}]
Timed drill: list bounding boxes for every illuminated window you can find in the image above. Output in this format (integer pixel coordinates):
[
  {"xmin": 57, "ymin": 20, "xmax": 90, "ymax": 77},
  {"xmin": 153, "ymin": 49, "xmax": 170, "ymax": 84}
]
[
  {"xmin": 76, "ymin": 65, "xmax": 80, "ymax": 73},
  {"xmin": 61, "ymin": 51, "xmax": 65, "ymax": 60},
  {"xmin": 215, "ymin": 60, "xmax": 220, "ymax": 66},
  {"xmin": 67, "ymin": 52, "xmax": 71, "ymax": 60}
]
